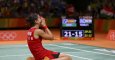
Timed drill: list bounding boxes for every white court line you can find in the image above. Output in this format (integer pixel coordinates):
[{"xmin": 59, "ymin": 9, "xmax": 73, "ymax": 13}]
[
  {"xmin": 63, "ymin": 52, "xmax": 79, "ymax": 53},
  {"xmin": 0, "ymin": 54, "xmax": 31, "ymax": 57},
  {"xmin": 66, "ymin": 54, "xmax": 93, "ymax": 60},
  {"xmin": 49, "ymin": 44, "xmax": 115, "ymax": 57},
  {"xmin": 0, "ymin": 45, "xmax": 28, "ymax": 49},
  {"xmin": 0, "ymin": 51, "xmax": 78, "ymax": 58},
  {"xmin": 0, "ymin": 53, "xmax": 92, "ymax": 60}
]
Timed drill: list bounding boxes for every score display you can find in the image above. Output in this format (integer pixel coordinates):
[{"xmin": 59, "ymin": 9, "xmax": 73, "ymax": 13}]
[
  {"xmin": 62, "ymin": 30, "xmax": 92, "ymax": 37},
  {"xmin": 62, "ymin": 30, "xmax": 84, "ymax": 37},
  {"xmin": 61, "ymin": 16, "xmax": 94, "ymax": 40}
]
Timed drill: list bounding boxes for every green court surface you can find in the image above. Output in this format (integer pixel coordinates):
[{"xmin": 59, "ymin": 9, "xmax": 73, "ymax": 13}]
[{"xmin": 0, "ymin": 42, "xmax": 115, "ymax": 60}]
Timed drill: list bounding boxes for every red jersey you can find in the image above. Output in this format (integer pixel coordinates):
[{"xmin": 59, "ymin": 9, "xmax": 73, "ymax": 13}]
[{"xmin": 27, "ymin": 28, "xmax": 59, "ymax": 60}]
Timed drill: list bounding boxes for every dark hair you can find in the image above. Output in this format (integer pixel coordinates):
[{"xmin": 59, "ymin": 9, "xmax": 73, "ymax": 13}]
[
  {"xmin": 66, "ymin": 4, "xmax": 74, "ymax": 9},
  {"xmin": 26, "ymin": 13, "xmax": 38, "ymax": 26}
]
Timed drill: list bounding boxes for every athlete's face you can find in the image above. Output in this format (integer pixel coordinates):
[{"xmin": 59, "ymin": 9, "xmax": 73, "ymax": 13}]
[{"xmin": 35, "ymin": 15, "xmax": 42, "ymax": 26}]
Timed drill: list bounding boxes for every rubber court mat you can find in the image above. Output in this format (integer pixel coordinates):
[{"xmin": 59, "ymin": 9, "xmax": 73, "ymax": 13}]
[{"xmin": 0, "ymin": 42, "xmax": 115, "ymax": 60}]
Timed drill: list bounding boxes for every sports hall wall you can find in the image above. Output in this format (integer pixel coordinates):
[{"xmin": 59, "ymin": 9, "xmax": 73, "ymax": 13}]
[
  {"xmin": 0, "ymin": 18, "xmax": 61, "ymax": 29},
  {"xmin": 0, "ymin": 18, "xmax": 115, "ymax": 32},
  {"xmin": 0, "ymin": 18, "xmax": 115, "ymax": 40}
]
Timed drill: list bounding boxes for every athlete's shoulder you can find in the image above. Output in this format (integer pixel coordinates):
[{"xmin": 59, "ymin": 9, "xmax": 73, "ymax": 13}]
[{"xmin": 34, "ymin": 29, "xmax": 44, "ymax": 34}]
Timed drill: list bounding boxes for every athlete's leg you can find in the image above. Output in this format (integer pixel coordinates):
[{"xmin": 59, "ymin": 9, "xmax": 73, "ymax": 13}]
[
  {"xmin": 26, "ymin": 56, "xmax": 35, "ymax": 60},
  {"xmin": 52, "ymin": 53, "xmax": 72, "ymax": 60},
  {"xmin": 26, "ymin": 56, "xmax": 50, "ymax": 60},
  {"xmin": 43, "ymin": 56, "xmax": 50, "ymax": 60},
  {"xmin": 26, "ymin": 53, "xmax": 72, "ymax": 60}
]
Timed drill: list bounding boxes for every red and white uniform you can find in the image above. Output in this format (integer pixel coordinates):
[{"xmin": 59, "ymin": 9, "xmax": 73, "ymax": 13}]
[{"xmin": 27, "ymin": 28, "xmax": 59, "ymax": 60}]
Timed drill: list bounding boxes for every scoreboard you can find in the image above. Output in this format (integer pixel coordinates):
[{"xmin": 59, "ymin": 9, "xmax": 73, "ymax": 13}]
[{"xmin": 61, "ymin": 16, "xmax": 94, "ymax": 40}]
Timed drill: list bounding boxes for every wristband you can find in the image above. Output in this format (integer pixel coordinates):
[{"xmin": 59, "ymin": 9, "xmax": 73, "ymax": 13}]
[{"xmin": 43, "ymin": 26, "xmax": 48, "ymax": 29}]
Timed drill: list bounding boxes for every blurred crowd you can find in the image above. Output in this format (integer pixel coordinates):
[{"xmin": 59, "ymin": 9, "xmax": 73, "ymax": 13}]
[
  {"xmin": 0, "ymin": 0, "xmax": 66, "ymax": 18},
  {"xmin": 89, "ymin": 0, "xmax": 115, "ymax": 19},
  {"xmin": 0, "ymin": 0, "xmax": 115, "ymax": 19}
]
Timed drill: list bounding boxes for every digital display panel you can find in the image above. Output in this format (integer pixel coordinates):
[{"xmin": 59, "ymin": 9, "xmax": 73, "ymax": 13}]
[
  {"xmin": 79, "ymin": 16, "xmax": 92, "ymax": 26},
  {"xmin": 62, "ymin": 30, "xmax": 84, "ymax": 37},
  {"xmin": 61, "ymin": 16, "xmax": 94, "ymax": 40},
  {"xmin": 62, "ymin": 19, "xmax": 77, "ymax": 27}
]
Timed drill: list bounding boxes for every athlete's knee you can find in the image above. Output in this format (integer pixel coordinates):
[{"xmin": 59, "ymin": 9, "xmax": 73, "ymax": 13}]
[
  {"xmin": 60, "ymin": 53, "xmax": 72, "ymax": 60},
  {"xmin": 26, "ymin": 56, "xmax": 35, "ymax": 60},
  {"xmin": 65, "ymin": 55, "xmax": 72, "ymax": 60}
]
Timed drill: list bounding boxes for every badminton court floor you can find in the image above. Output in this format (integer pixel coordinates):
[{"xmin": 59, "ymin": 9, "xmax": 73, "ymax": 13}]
[{"xmin": 0, "ymin": 42, "xmax": 115, "ymax": 60}]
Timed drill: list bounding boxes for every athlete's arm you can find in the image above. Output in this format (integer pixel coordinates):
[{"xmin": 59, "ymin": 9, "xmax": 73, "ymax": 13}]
[
  {"xmin": 38, "ymin": 16, "xmax": 54, "ymax": 40},
  {"xmin": 35, "ymin": 29, "xmax": 54, "ymax": 40}
]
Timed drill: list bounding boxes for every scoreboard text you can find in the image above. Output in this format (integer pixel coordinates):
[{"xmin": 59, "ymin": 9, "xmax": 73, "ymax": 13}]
[{"xmin": 61, "ymin": 16, "xmax": 94, "ymax": 40}]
